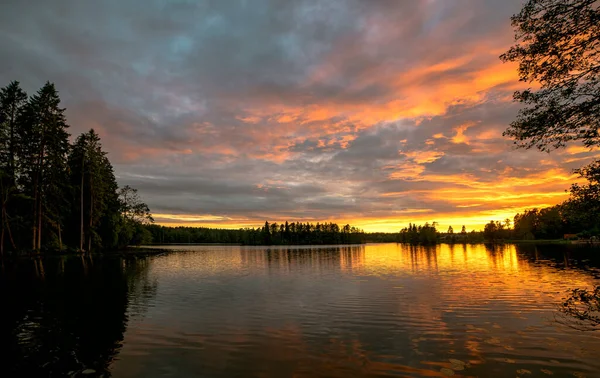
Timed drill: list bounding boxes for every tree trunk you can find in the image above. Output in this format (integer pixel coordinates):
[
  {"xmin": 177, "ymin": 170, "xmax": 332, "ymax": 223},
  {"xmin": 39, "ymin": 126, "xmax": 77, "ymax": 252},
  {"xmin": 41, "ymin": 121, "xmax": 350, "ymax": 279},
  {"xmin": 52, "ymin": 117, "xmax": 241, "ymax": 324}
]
[
  {"xmin": 32, "ymin": 183, "xmax": 38, "ymax": 251},
  {"xmin": 80, "ymin": 158, "xmax": 84, "ymax": 252},
  {"xmin": 88, "ymin": 185, "xmax": 93, "ymax": 252},
  {"xmin": 9, "ymin": 124, "xmax": 15, "ymax": 187},
  {"xmin": 37, "ymin": 196, "xmax": 42, "ymax": 251},
  {"xmin": 8, "ymin": 107, "xmax": 16, "ymax": 187},
  {"xmin": 1, "ymin": 173, "xmax": 16, "ymax": 254},
  {"xmin": 36, "ymin": 259, "xmax": 45, "ymax": 279},
  {"xmin": 36, "ymin": 140, "xmax": 46, "ymax": 251},
  {"xmin": 1, "ymin": 181, "xmax": 5, "ymax": 257},
  {"xmin": 32, "ymin": 148, "xmax": 44, "ymax": 251},
  {"xmin": 1, "ymin": 208, "xmax": 4, "ymax": 258},
  {"xmin": 58, "ymin": 223, "xmax": 62, "ymax": 251},
  {"xmin": 6, "ymin": 214, "xmax": 16, "ymax": 251}
]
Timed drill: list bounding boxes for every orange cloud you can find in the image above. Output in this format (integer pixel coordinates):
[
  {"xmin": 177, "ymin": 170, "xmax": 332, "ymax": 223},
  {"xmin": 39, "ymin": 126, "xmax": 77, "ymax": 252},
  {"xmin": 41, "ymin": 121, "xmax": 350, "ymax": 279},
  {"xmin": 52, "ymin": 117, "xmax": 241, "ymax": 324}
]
[{"xmin": 81, "ymin": 3, "xmax": 587, "ymax": 233}]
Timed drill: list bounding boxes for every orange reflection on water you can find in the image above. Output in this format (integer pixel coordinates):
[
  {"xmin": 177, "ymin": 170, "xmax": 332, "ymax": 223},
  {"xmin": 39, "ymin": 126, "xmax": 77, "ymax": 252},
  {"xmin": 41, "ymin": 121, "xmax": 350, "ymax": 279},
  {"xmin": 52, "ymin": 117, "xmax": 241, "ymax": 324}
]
[
  {"xmin": 112, "ymin": 244, "xmax": 600, "ymax": 377},
  {"xmin": 357, "ymin": 243, "xmax": 522, "ymax": 274}
]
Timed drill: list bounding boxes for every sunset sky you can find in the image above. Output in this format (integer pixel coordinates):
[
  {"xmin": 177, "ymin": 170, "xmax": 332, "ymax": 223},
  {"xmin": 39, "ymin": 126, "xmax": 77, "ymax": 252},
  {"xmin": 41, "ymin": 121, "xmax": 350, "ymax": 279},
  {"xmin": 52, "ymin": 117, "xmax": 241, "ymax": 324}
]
[{"xmin": 1, "ymin": 0, "xmax": 598, "ymax": 232}]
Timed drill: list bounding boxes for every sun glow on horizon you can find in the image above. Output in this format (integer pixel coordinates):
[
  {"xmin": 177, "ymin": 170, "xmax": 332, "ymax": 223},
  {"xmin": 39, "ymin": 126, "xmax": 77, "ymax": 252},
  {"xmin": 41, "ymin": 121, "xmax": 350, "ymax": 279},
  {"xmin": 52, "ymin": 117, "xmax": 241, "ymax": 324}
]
[
  {"xmin": 5, "ymin": 0, "xmax": 598, "ymax": 230},
  {"xmin": 151, "ymin": 164, "xmax": 584, "ymax": 232}
]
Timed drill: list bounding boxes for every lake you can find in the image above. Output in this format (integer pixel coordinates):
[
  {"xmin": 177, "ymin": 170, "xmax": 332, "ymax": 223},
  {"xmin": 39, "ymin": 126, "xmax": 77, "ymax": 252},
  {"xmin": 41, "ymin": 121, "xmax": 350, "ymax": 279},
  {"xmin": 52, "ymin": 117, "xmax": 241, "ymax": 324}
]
[{"xmin": 1, "ymin": 243, "xmax": 600, "ymax": 377}]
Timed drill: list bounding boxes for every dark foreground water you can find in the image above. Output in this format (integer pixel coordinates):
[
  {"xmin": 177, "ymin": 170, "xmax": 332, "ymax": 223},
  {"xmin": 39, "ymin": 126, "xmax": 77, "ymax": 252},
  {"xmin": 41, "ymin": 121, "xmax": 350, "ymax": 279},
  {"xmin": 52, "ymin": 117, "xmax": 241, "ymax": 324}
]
[{"xmin": 1, "ymin": 244, "xmax": 600, "ymax": 377}]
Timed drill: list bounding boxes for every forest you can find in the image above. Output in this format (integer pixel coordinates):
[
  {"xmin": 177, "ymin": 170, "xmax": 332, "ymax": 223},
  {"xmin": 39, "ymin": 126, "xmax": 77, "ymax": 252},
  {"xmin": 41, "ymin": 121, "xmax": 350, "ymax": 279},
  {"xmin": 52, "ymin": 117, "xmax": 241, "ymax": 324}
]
[
  {"xmin": 145, "ymin": 222, "xmax": 485, "ymax": 246},
  {"xmin": 397, "ymin": 160, "xmax": 600, "ymax": 245},
  {"xmin": 3, "ymin": 42, "xmax": 599, "ymax": 254},
  {"xmin": 143, "ymin": 157, "xmax": 600, "ymax": 247},
  {"xmin": 145, "ymin": 164, "xmax": 600, "ymax": 248},
  {"xmin": 483, "ymin": 162, "xmax": 600, "ymax": 242},
  {"xmin": 0, "ymin": 81, "xmax": 152, "ymax": 255},
  {"xmin": 146, "ymin": 221, "xmax": 366, "ymax": 245}
]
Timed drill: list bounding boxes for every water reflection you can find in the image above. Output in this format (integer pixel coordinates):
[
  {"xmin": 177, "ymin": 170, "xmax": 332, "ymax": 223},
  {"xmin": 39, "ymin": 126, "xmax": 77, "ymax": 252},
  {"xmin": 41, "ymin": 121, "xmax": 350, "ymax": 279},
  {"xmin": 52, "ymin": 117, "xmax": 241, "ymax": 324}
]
[
  {"xmin": 0, "ymin": 255, "xmax": 156, "ymax": 377},
  {"xmin": 2, "ymin": 244, "xmax": 600, "ymax": 377}
]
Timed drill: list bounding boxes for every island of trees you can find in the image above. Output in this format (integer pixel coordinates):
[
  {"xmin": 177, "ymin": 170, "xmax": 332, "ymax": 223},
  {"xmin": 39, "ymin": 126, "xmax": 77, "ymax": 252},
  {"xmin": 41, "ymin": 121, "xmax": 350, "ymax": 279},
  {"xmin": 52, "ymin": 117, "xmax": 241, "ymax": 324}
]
[{"xmin": 0, "ymin": 81, "xmax": 153, "ymax": 255}]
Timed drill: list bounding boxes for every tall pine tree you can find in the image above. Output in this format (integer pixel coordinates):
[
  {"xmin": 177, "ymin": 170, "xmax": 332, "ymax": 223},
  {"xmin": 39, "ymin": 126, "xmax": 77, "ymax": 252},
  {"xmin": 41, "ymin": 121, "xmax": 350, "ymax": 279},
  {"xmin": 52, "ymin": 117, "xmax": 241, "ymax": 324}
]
[
  {"xmin": 68, "ymin": 129, "xmax": 121, "ymax": 251},
  {"xmin": 0, "ymin": 80, "xmax": 154, "ymax": 254},
  {"xmin": 18, "ymin": 82, "xmax": 70, "ymax": 251},
  {"xmin": 0, "ymin": 81, "xmax": 27, "ymax": 254}
]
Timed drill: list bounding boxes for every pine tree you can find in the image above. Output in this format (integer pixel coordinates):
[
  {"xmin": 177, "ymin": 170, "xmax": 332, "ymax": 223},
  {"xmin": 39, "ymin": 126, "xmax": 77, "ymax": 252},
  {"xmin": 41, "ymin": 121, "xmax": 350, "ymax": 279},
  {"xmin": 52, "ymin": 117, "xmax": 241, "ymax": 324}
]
[
  {"xmin": 69, "ymin": 129, "xmax": 120, "ymax": 251},
  {"xmin": 262, "ymin": 221, "xmax": 271, "ymax": 245},
  {"xmin": 17, "ymin": 82, "xmax": 70, "ymax": 251},
  {"xmin": 0, "ymin": 81, "xmax": 27, "ymax": 184},
  {"xmin": 0, "ymin": 81, "xmax": 27, "ymax": 254}
]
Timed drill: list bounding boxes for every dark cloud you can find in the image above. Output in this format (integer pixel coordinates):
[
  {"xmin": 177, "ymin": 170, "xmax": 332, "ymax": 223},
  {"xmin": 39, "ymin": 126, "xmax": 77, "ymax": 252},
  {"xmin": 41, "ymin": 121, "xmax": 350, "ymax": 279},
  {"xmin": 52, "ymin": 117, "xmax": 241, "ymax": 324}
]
[{"xmin": 0, "ymin": 0, "xmax": 589, "ymax": 230}]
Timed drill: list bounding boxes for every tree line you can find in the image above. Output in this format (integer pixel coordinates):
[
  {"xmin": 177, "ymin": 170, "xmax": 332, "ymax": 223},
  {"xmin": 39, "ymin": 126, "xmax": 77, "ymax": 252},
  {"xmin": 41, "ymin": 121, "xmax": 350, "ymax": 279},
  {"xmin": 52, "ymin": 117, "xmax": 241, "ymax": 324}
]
[
  {"xmin": 500, "ymin": 0, "xmax": 600, "ymax": 329},
  {"xmin": 146, "ymin": 221, "xmax": 365, "ymax": 245},
  {"xmin": 398, "ymin": 223, "xmax": 485, "ymax": 245},
  {"xmin": 0, "ymin": 81, "xmax": 152, "ymax": 255},
  {"xmin": 399, "ymin": 158, "xmax": 600, "ymax": 244},
  {"xmin": 485, "ymin": 161, "xmax": 600, "ymax": 241},
  {"xmin": 144, "ymin": 163, "xmax": 599, "ymax": 247},
  {"xmin": 145, "ymin": 221, "xmax": 486, "ymax": 246}
]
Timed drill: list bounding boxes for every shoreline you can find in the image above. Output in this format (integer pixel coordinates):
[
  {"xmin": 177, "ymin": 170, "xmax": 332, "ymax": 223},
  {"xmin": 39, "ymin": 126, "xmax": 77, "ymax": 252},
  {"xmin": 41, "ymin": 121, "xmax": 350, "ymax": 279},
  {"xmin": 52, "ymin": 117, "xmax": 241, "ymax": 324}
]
[{"xmin": 2, "ymin": 239, "xmax": 599, "ymax": 260}]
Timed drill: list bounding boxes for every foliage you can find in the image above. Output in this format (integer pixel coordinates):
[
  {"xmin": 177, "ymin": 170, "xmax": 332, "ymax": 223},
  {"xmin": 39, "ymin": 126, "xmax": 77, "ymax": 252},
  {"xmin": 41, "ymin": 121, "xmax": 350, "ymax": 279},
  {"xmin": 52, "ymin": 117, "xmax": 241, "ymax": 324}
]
[
  {"xmin": 398, "ymin": 223, "xmax": 439, "ymax": 245},
  {"xmin": 501, "ymin": 1, "xmax": 600, "ymax": 331},
  {"xmin": 562, "ymin": 161, "xmax": 600, "ymax": 235},
  {"xmin": 68, "ymin": 130, "xmax": 122, "ymax": 251},
  {"xmin": 500, "ymin": 0, "xmax": 600, "ymax": 151},
  {"xmin": 0, "ymin": 81, "xmax": 28, "ymax": 255},
  {"xmin": 506, "ymin": 161, "xmax": 600, "ymax": 240},
  {"xmin": 119, "ymin": 185, "xmax": 153, "ymax": 225},
  {"xmin": 17, "ymin": 82, "xmax": 71, "ymax": 251},
  {"xmin": 146, "ymin": 222, "xmax": 365, "ymax": 245},
  {"xmin": 0, "ymin": 81, "xmax": 27, "ymax": 181},
  {"xmin": 395, "ymin": 223, "xmax": 485, "ymax": 245},
  {"xmin": 483, "ymin": 220, "xmax": 512, "ymax": 241},
  {"xmin": 0, "ymin": 80, "xmax": 152, "ymax": 254},
  {"xmin": 117, "ymin": 186, "xmax": 154, "ymax": 248},
  {"xmin": 513, "ymin": 207, "xmax": 567, "ymax": 240},
  {"xmin": 364, "ymin": 232, "xmax": 399, "ymax": 243}
]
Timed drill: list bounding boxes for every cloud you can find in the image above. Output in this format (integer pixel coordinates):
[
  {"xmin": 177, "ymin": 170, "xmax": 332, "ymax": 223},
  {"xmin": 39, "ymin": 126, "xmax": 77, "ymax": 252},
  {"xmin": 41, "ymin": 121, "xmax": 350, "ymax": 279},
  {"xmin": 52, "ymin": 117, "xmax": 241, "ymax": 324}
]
[{"xmin": 0, "ymin": 0, "xmax": 591, "ymax": 231}]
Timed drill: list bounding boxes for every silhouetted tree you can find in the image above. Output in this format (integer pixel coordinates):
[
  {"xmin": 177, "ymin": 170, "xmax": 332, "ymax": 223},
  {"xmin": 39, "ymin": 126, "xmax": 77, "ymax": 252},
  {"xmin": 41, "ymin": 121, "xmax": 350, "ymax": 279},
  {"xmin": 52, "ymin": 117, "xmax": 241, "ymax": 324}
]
[
  {"xmin": 483, "ymin": 220, "xmax": 512, "ymax": 241},
  {"xmin": 69, "ymin": 130, "xmax": 121, "ymax": 251},
  {"xmin": 0, "ymin": 81, "xmax": 27, "ymax": 184},
  {"xmin": 513, "ymin": 209, "xmax": 540, "ymax": 240},
  {"xmin": 562, "ymin": 161, "xmax": 600, "ymax": 235},
  {"xmin": 145, "ymin": 221, "xmax": 365, "ymax": 246},
  {"xmin": 17, "ymin": 82, "xmax": 70, "ymax": 251},
  {"xmin": 118, "ymin": 185, "xmax": 153, "ymax": 247},
  {"xmin": 0, "ymin": 80, "xmax": 154, "ymax": 254},
  {"xmin": 0, "ymin": 81, "xmax": 27, "ymax": 254},
  {"xmin": 262, "ymin": 221, "xmax": 272, "ymax": 245},
  {"xmin": 501, "ymin": 0, "xmax": 600, "ymax": 152},
  {"xmin": 398, "ymin": 222, "xmax": 438, "ymax": 245}
]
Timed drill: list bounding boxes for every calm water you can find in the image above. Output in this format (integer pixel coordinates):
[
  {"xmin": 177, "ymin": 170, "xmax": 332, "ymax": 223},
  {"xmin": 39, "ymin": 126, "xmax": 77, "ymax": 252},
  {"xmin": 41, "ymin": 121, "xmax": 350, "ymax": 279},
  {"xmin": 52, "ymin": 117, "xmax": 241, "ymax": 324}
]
[{"xmin": 2, "ymin": 244, "xmax": 600, "ymax": 377}]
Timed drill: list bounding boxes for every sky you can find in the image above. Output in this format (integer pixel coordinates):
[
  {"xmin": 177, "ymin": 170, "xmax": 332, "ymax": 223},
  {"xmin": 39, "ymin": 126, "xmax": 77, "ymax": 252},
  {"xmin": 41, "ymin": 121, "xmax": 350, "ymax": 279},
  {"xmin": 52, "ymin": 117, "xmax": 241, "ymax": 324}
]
[{"xmin": 0, "ymin": 0, "xmax": 598, "ymax": 232}]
